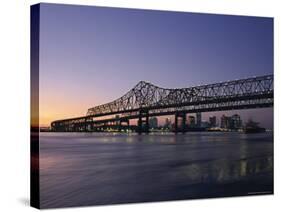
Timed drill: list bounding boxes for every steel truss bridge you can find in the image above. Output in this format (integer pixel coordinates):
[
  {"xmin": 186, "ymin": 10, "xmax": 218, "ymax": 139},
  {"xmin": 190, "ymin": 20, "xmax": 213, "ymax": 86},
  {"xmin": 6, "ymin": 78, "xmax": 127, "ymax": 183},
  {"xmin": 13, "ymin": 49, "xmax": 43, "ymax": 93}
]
[{"xmin": 51, "ymin": 75, "xmax": 273, "ymax": 133}]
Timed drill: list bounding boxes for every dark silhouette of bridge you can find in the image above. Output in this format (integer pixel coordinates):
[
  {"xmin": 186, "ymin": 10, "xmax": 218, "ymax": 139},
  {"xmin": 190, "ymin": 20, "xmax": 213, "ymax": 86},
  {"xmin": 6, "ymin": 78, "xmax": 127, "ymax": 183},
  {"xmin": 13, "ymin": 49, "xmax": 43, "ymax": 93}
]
[{"xmin": 51, "ymin": 75, "xmax": 273, "ymax": 133}]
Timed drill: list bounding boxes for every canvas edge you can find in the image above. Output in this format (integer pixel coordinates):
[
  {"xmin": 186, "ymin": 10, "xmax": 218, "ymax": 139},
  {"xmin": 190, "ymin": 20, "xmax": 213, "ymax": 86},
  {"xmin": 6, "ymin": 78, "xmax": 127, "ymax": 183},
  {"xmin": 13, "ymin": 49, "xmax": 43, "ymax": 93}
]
[{"xmin": 30, "ymin": 3, "xmax": 40, "ymax": 209}]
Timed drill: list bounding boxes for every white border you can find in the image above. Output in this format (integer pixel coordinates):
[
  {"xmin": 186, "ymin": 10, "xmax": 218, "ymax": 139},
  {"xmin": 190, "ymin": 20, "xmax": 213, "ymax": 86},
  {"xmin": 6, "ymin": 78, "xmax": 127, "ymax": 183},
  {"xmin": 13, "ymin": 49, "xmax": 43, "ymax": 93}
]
[{"xmin": 0, "ymin": 0, "xmax": 280, "ymax": 211}]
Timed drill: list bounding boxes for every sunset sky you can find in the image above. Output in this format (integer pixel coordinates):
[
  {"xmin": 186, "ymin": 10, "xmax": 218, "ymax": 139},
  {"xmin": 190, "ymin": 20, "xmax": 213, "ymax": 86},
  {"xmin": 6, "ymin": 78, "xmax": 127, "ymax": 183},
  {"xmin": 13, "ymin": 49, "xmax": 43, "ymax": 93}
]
[{"xmin": 38, "ymin": 4, "xmax": 273, "ymax": 128}]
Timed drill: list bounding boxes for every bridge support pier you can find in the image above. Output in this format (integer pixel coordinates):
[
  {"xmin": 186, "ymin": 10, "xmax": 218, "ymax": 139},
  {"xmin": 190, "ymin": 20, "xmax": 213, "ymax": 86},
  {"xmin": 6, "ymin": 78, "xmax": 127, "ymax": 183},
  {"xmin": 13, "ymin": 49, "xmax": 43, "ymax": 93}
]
[
  {"xmin": 73, "ymin": 124, "xmax": 77, "ymax": 132},
  {"xmin": 83, "ymin": 122, "xmax": 87, "ymax": 132},
  {"xmin": 137, "ymin": 109, "xmax": 149, "ymax": 134},
  {"xmin": 174, "ymin": 111, "xmax": 187, "ymax": 133},
  {"xmin": 81, "ymin": 118, "xmax": 88, "ymax": 132}
]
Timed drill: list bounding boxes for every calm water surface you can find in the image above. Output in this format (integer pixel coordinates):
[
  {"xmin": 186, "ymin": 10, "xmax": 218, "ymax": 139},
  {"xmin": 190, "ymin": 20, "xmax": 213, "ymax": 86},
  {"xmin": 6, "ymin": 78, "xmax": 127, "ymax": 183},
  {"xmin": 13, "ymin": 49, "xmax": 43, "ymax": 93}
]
[{"xmin": 39, "ymin": 132, "xmax": 273, "ymax": 208}]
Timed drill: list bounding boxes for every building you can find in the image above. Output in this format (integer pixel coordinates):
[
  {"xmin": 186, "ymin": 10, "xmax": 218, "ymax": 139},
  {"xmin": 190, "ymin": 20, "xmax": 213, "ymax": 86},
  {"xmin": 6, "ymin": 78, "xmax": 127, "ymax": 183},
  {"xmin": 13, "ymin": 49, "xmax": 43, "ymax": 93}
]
[
  {"xmin": 187, "ymin": 115, "xmax": 196, "ymax": 127},
  {"xmin": 221, "ymin": 115, "xmax": 231, "ymax": 129},
  {"xmin": 201, "ymin": 121, "xmax": 210, "ymax": 128},
  {"xmin": 209, "ymin": 116, "xmax": 217, "ymax": 127},
  {"xmin": 231, "ymin": 114, "xmax": 242, "ymax": 129},
  {"xmin": 164, "ymin": 118, "xmax": 172, "ymax": 129},
  {"xmin": 221, "ymin": 114, "xmax": 242, "ymax": 129},
  {"xmin": 149, "ymin": 117, "xmax": 158, "ymax": 129},
  {"xmin": 196, "ymin": 112, "xmax": 202, "ymax": 127}
]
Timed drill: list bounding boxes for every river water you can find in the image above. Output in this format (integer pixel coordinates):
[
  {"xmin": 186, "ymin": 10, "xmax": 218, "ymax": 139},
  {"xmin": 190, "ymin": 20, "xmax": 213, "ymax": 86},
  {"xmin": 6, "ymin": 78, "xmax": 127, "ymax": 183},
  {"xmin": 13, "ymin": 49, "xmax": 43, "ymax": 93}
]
[{"xmin": 39, "ymin": 132, "xmax": 273, "ymax": 208}]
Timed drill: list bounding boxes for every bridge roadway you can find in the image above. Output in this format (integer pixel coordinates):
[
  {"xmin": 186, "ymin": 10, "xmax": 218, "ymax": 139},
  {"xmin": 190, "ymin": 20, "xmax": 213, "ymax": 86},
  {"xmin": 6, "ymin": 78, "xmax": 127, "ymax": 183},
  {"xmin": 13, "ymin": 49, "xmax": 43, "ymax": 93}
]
[{"xmin": 51, "ymin": 75, "xmax": 273, "ymax": 133}]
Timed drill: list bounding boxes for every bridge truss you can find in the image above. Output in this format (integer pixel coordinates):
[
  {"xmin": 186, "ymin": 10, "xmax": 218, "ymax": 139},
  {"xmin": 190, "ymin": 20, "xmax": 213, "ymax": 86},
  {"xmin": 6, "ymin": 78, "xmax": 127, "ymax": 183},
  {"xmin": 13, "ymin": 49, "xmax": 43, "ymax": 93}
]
[{"xmin": 51, "ymin": 75, "xmax": 273, "ymax": 133}]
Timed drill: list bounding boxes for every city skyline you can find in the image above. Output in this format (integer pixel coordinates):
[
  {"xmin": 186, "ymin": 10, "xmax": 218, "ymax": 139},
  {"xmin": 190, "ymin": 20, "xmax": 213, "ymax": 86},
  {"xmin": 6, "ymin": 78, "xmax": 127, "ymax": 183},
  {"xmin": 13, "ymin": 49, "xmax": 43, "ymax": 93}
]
[
  {"xmin": 138, "ymin": 113, "xmax": 265, "ymax": 129},
  {"xmin": 37, "ymin": 4, "xmax": 273, "ymax": 128}
]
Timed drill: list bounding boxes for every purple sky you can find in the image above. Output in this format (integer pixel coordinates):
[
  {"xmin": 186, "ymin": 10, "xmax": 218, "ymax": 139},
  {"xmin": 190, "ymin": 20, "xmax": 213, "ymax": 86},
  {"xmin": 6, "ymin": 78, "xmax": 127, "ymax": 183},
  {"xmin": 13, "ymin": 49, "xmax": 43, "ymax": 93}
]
[{"xmin": 38, "ymin": 3, "xmax": 273, "ymax": 128}]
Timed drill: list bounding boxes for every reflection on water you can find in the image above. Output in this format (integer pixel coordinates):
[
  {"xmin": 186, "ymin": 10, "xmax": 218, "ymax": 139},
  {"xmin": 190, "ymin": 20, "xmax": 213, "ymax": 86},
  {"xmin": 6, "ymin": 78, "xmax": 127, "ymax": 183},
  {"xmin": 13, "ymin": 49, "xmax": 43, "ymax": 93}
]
[{"xmin": 39, "ymin": 132, "xmax": 273, "ymax": 208}]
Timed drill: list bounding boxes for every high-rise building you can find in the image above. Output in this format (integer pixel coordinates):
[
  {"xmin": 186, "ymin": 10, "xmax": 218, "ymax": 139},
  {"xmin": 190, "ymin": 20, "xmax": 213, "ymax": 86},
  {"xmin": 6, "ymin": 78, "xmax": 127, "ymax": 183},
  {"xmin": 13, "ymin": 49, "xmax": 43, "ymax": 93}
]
[
  {"xmin": 221, "ymin": 114, "xmax": 243, "ymax": 129},
  {"xmin": 221, "ymin": 115, "xmax": 231, "ymax": 129},
  {"xmin": 209, "ymin": 116, "xmax": 217, "ymax": 127},
  {"xmin": 196, "ymin": 112, "xmax": 201, "ymax": 127},
  {"xmin": 164, "ymin": 118, "xmax": 172, "ymax": 129},
  {"xmin": 187, "ymin": 115, "xmax": 196, "ymax": 127},
  {"xmin": 149, "ymin": 117, "xmax": 158, "ymax": 129},
  {"xmin": 231, "ymin": 114, "xmax": 242, "ymax": 129}
]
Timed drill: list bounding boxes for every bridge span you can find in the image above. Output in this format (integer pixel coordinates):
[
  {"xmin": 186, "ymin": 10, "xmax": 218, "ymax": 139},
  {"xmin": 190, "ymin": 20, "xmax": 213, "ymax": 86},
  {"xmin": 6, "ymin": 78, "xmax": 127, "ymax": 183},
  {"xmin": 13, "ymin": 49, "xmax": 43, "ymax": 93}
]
[{"xmin": 51, "ymin": 75, "xmax": 273, "ymax": 133}]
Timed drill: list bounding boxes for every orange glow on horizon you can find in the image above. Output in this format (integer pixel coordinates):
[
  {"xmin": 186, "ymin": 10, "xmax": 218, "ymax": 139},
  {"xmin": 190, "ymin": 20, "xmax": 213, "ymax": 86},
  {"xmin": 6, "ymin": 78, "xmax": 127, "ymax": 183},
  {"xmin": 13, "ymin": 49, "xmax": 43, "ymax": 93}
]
[
  {"xmin": 39, "ymin": 91, "xmax": 99, "ymax": 127},
  {"xmin": 38, "ymin": 77, "xmax": 112, "ymax": 127}
]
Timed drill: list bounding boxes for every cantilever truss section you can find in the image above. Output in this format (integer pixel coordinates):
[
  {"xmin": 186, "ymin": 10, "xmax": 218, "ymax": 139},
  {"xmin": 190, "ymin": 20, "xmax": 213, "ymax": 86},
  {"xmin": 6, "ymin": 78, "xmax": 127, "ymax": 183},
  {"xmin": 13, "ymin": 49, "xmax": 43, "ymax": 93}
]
[{"xmin": 86, "ymin": 75, "xmax": 273, "ymax": 116}]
